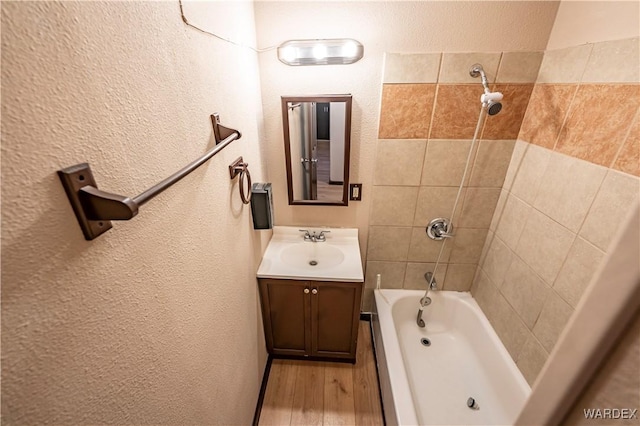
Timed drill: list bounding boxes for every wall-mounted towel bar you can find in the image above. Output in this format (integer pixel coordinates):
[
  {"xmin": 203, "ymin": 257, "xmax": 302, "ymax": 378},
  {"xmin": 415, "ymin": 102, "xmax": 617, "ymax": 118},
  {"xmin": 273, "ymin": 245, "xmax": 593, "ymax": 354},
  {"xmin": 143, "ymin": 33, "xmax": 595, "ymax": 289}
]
[{"xmin": 58, "ymin": 114, "xmax": 241, "ymax": 240}]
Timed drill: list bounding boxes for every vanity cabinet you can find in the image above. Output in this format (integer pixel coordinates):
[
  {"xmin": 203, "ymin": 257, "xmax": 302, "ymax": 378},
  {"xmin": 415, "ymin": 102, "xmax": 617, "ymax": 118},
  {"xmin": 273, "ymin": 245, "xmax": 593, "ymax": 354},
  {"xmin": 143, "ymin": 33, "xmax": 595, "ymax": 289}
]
[{"xmin": 258, "ymin": 278, "xmax": 362, "ymax": 362}]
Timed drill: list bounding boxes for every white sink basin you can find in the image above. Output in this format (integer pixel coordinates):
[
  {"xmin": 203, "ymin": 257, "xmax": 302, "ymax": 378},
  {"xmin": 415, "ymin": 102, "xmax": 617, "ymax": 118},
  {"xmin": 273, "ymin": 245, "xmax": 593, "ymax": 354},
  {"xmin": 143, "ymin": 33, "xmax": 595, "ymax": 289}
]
[
  {"xmin": 280, "ymin": 243, "xmax": 346, "ymax": 269},
  {"xmin": 257, "ymin": 226, "xmax": 364, "ymax": 282}
]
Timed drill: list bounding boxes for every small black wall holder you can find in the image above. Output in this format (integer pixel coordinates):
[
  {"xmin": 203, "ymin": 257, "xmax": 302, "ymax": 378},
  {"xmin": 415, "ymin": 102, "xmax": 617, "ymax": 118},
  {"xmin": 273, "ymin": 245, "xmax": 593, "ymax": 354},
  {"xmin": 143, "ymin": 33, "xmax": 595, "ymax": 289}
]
[{"xmin": 58, "ymin": 114, "xmax": 241, "ymax": 240}]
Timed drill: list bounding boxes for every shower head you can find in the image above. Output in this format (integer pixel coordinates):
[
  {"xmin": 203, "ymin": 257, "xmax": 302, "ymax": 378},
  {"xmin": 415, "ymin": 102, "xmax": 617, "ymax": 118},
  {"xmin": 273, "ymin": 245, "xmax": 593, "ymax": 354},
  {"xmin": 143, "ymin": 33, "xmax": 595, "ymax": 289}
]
[
  {"xmin": 470, "ymin": 63, "xmax": 504, "ymax": 115},
  {"xmin": 481, "ymin": 91, "xmax": 503, "ymax": 115},
  {"xmin": 486, "ymin": 100, "xmax": 502, "ymax": 116}
]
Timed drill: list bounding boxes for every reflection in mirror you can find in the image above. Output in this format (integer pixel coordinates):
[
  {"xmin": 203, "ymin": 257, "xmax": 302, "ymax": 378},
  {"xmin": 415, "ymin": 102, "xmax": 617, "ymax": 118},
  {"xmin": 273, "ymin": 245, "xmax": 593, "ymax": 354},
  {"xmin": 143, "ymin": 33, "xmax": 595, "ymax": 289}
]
[{"xmin": 282, "ymin": 95, "xmax": 352, "ymax": 206}]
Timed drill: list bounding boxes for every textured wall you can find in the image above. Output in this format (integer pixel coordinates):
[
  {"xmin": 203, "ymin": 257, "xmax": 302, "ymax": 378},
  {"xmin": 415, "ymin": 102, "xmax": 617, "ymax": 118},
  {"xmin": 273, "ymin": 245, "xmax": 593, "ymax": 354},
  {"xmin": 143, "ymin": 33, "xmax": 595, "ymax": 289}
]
[
  {"xmin": 472, "ymin": 35, "xmax": 639, "ymax": 386},
  {"xmin": 1, "ymin": 1, "xmax": 269, "ymax": 424},
  {"xmin": 547, "ymin": 1, "xmax": 640, "ymax": 50},
  {"xmin": 253, "ymin": 1, "xmax": 560, "ymax": 265}
]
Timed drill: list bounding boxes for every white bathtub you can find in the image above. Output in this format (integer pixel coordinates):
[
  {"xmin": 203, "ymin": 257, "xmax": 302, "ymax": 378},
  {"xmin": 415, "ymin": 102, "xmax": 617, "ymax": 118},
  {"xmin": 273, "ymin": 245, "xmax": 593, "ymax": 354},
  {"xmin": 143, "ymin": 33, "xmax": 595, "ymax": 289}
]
[{"xmin": 372, "ymin": 290, "xmax": 530, "ymax": 425}]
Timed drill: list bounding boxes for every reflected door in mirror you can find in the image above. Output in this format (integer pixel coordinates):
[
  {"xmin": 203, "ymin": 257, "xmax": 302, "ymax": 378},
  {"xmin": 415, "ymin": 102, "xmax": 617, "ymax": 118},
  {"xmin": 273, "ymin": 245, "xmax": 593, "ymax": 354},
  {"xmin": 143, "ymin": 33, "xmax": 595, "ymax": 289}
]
[{"xmin": 282, "ymin": 95, "xmax": 352, "ymax": 206}]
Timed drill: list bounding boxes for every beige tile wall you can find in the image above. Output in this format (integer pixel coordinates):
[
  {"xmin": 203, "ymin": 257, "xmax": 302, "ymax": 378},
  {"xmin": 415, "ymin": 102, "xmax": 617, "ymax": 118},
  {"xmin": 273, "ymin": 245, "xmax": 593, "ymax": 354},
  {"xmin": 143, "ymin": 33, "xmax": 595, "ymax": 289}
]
[
  {"xmin": 519, "ymin": 37, "xmax": 639, "ymax": 175},
  {"xmin": 472, "ymin": 37, "xmax": 640, "ymax": 386},
  {"xmin": 473, "ymin": 142, "xmax": 639, "ymax": 386},
  {"xmin": 364, "ymin": 50, "xmax": 542, "ymax": 309}
]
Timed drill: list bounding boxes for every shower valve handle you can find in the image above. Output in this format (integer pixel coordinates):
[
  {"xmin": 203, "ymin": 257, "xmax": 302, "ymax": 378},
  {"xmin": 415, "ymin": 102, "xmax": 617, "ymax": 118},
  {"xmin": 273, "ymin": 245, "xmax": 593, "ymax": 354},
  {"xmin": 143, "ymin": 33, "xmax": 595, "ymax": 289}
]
[{"xmin": 427, "ymin": 218, "xmax": 454, "ymax": 240}]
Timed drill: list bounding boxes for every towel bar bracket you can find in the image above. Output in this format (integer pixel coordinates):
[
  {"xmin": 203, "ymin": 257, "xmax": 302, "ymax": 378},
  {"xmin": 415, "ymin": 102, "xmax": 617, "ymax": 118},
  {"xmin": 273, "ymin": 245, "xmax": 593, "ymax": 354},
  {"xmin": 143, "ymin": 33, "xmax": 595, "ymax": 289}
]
[
  {"xmin": 57, "ymin": 163, "xmax": 115, "ymax": 240},
  {"xmin": 212, "ymin": 113, "xmax": 237, "ymax": 144},
  {"xmin": 58, "ymin": 163, "xmax": 139, "ymax": 240}
]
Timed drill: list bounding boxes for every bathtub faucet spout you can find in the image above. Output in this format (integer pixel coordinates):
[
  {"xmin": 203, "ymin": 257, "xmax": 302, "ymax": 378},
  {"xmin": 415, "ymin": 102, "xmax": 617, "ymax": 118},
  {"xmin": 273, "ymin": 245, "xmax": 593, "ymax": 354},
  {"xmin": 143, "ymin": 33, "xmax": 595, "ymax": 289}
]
[{"xmin": 425, "ymin": 271, "xmax": 437, "ymax": 291}]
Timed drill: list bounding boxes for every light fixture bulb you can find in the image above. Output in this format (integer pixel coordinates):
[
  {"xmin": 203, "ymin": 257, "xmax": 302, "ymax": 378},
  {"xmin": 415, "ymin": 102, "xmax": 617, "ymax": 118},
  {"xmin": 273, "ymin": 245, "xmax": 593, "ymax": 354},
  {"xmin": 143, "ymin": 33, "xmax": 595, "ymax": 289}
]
[
  {"xmin": 341, "ymin": 41, "xmax": 358, "ymax": 58},
  {"xmin": 312, "ymin": 44, "xmax": 327, "ymax": 60},
  {"xmin": 281, "ymin": 46, "xmax": 296, "ymax": 63}
]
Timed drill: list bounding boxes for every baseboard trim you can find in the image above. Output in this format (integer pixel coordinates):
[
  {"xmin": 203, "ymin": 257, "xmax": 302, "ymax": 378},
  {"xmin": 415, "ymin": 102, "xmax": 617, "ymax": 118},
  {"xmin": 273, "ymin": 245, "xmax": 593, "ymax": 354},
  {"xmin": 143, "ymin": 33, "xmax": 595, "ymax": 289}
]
[
  {"xmin": 271, "ymin": 354, "xmax": 355, "ymax": 364},
  {"xmin": 367, "ymin": 315, "xmax": 387, "ymax": 425},
  {"xmin": 252, "ymin": 355, "xmax": 273, "ymax": 426}
]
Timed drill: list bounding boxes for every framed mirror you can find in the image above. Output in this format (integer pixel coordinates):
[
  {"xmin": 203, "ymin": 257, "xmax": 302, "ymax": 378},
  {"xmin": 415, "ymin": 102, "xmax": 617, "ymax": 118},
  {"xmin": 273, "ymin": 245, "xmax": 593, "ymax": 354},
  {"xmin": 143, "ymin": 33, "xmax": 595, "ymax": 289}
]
[{"xmin": 281, "ymin": 95, "xmax": 352, "ymax": 206}]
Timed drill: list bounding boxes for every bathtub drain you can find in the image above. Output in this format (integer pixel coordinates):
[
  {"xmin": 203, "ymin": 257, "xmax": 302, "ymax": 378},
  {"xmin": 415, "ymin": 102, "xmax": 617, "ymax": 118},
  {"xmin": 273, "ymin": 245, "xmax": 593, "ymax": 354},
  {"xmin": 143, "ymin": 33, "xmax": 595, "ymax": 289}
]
[{"xmin": 420, "ymin": 337, "xmax": 431, "ymax": 346}]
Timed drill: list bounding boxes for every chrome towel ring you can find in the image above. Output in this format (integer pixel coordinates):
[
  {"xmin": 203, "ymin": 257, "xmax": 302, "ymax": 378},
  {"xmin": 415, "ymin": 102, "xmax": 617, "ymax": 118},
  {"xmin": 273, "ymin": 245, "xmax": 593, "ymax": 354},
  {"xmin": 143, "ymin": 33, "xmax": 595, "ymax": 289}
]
[{"xmin": 229, "ymin": 157, "xmax": 252, "ymax": 204}]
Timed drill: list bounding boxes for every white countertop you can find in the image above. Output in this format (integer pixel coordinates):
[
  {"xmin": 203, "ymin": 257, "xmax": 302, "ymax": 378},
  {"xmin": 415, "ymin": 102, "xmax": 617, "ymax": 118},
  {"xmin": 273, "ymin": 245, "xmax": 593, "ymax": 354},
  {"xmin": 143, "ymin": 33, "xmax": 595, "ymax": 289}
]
[{"xmin": 256, "ymin": 226, "xmax": 364, "ymax": 282}]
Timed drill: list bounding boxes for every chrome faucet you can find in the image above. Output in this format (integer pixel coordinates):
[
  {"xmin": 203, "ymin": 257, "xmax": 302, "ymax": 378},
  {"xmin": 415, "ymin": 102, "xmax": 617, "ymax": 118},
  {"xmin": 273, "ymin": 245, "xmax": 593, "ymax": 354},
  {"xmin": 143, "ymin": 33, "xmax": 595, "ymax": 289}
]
[
  {"xmin": 299, "ymin": 229, "xmax": 330, "ymax": 242},
  {"xmin": 424, "ymin": 271, "xmax": 438, "ymax": 292},
  {"xmin": 417, "ymin": 272, "xmax": 437, "ymax": 328}
]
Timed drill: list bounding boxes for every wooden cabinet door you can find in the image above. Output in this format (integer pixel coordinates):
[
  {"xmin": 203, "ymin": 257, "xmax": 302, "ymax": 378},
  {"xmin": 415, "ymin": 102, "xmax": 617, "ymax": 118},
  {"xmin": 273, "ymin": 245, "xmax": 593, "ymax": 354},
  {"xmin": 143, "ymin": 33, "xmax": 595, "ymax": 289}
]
[
  {"xmin": 310, "ymin": 281, "xmax": 362, "ymax": 359},
  {"xmin": 258, "ymin": 279, "xmax": 311, "ymax": 356}
]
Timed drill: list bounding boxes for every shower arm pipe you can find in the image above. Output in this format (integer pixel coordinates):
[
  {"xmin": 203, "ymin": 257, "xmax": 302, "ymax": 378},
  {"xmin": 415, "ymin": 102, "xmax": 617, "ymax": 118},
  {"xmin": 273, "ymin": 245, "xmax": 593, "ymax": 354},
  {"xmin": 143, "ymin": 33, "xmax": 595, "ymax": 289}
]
[
  {"xmin": 469, "ymin": 64, "xmax": 502, "ymax": 98},
  {"xmin": 479, "ymin": 72, "xmax": 490, "ymax": 93},
  {"xmin": 470, "ymin": 64, "xmax": 491, "ymax": 94},
  {"xmin": 57, "ymin": 113, "xmax": 242, "ymax": 241}
]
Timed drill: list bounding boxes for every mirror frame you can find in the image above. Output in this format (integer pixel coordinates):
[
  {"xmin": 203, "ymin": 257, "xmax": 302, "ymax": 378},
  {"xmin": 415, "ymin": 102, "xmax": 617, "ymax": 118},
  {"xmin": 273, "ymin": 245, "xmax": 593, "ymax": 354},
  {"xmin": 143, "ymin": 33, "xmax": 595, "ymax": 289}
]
[{"xmin": 281, "ymin": 94, "xmax": 353, "ymax": 206}]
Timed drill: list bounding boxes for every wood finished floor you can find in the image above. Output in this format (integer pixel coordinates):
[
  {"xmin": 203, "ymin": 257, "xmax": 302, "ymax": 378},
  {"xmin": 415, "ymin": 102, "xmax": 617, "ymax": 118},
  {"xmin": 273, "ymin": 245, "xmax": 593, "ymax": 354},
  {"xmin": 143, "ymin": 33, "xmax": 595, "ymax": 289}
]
[
  {"xmin": 258, "ymin": 321, "xmax": 384, "ymax": 425},
  {"xmin": 316, "ymin": 141, "xmax": 344, "ymax": 201}
]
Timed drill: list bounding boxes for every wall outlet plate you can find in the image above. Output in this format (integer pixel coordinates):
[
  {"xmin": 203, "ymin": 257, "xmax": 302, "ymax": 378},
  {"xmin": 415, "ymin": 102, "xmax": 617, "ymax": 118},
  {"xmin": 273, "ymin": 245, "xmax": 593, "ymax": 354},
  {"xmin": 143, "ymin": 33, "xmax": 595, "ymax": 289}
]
[{"xmin": 349, "ymin": 183, "xmax": 362, "ymax": 201}]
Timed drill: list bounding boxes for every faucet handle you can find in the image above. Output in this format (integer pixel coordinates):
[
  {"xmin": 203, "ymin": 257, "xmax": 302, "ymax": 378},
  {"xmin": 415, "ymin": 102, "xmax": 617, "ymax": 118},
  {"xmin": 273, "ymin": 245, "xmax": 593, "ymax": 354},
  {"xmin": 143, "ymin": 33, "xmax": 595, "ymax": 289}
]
[
  {"xmin": 316, "ymin": 230, "xmax": 331, "ymax": 241},
  {"xmin": 298, "ymin": 229, "xmax": 313, "ymax": 241},
  {"xmin": 427, "ymin": 218, "xmax": 454, "ymax": 240}
]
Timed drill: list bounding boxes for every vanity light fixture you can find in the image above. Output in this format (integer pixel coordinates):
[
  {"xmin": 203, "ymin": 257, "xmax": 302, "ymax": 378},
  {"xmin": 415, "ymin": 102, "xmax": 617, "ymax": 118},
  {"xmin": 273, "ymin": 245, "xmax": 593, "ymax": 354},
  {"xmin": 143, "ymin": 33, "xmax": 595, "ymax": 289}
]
[{"xmin": 277, "ymin": 39, "xmax": 364, "ymax": 66}]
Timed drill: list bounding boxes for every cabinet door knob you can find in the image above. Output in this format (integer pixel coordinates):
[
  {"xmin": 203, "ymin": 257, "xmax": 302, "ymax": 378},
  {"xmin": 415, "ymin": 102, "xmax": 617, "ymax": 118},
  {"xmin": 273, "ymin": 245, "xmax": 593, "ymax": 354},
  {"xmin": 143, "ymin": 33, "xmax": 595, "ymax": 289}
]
[
  {"xmin": 312, "ymin": 288, "xmax": 318, "ymax": 295},
  {"xmin": 304, "ymin": 288, "xmax": 310, "ymax": 294}
]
